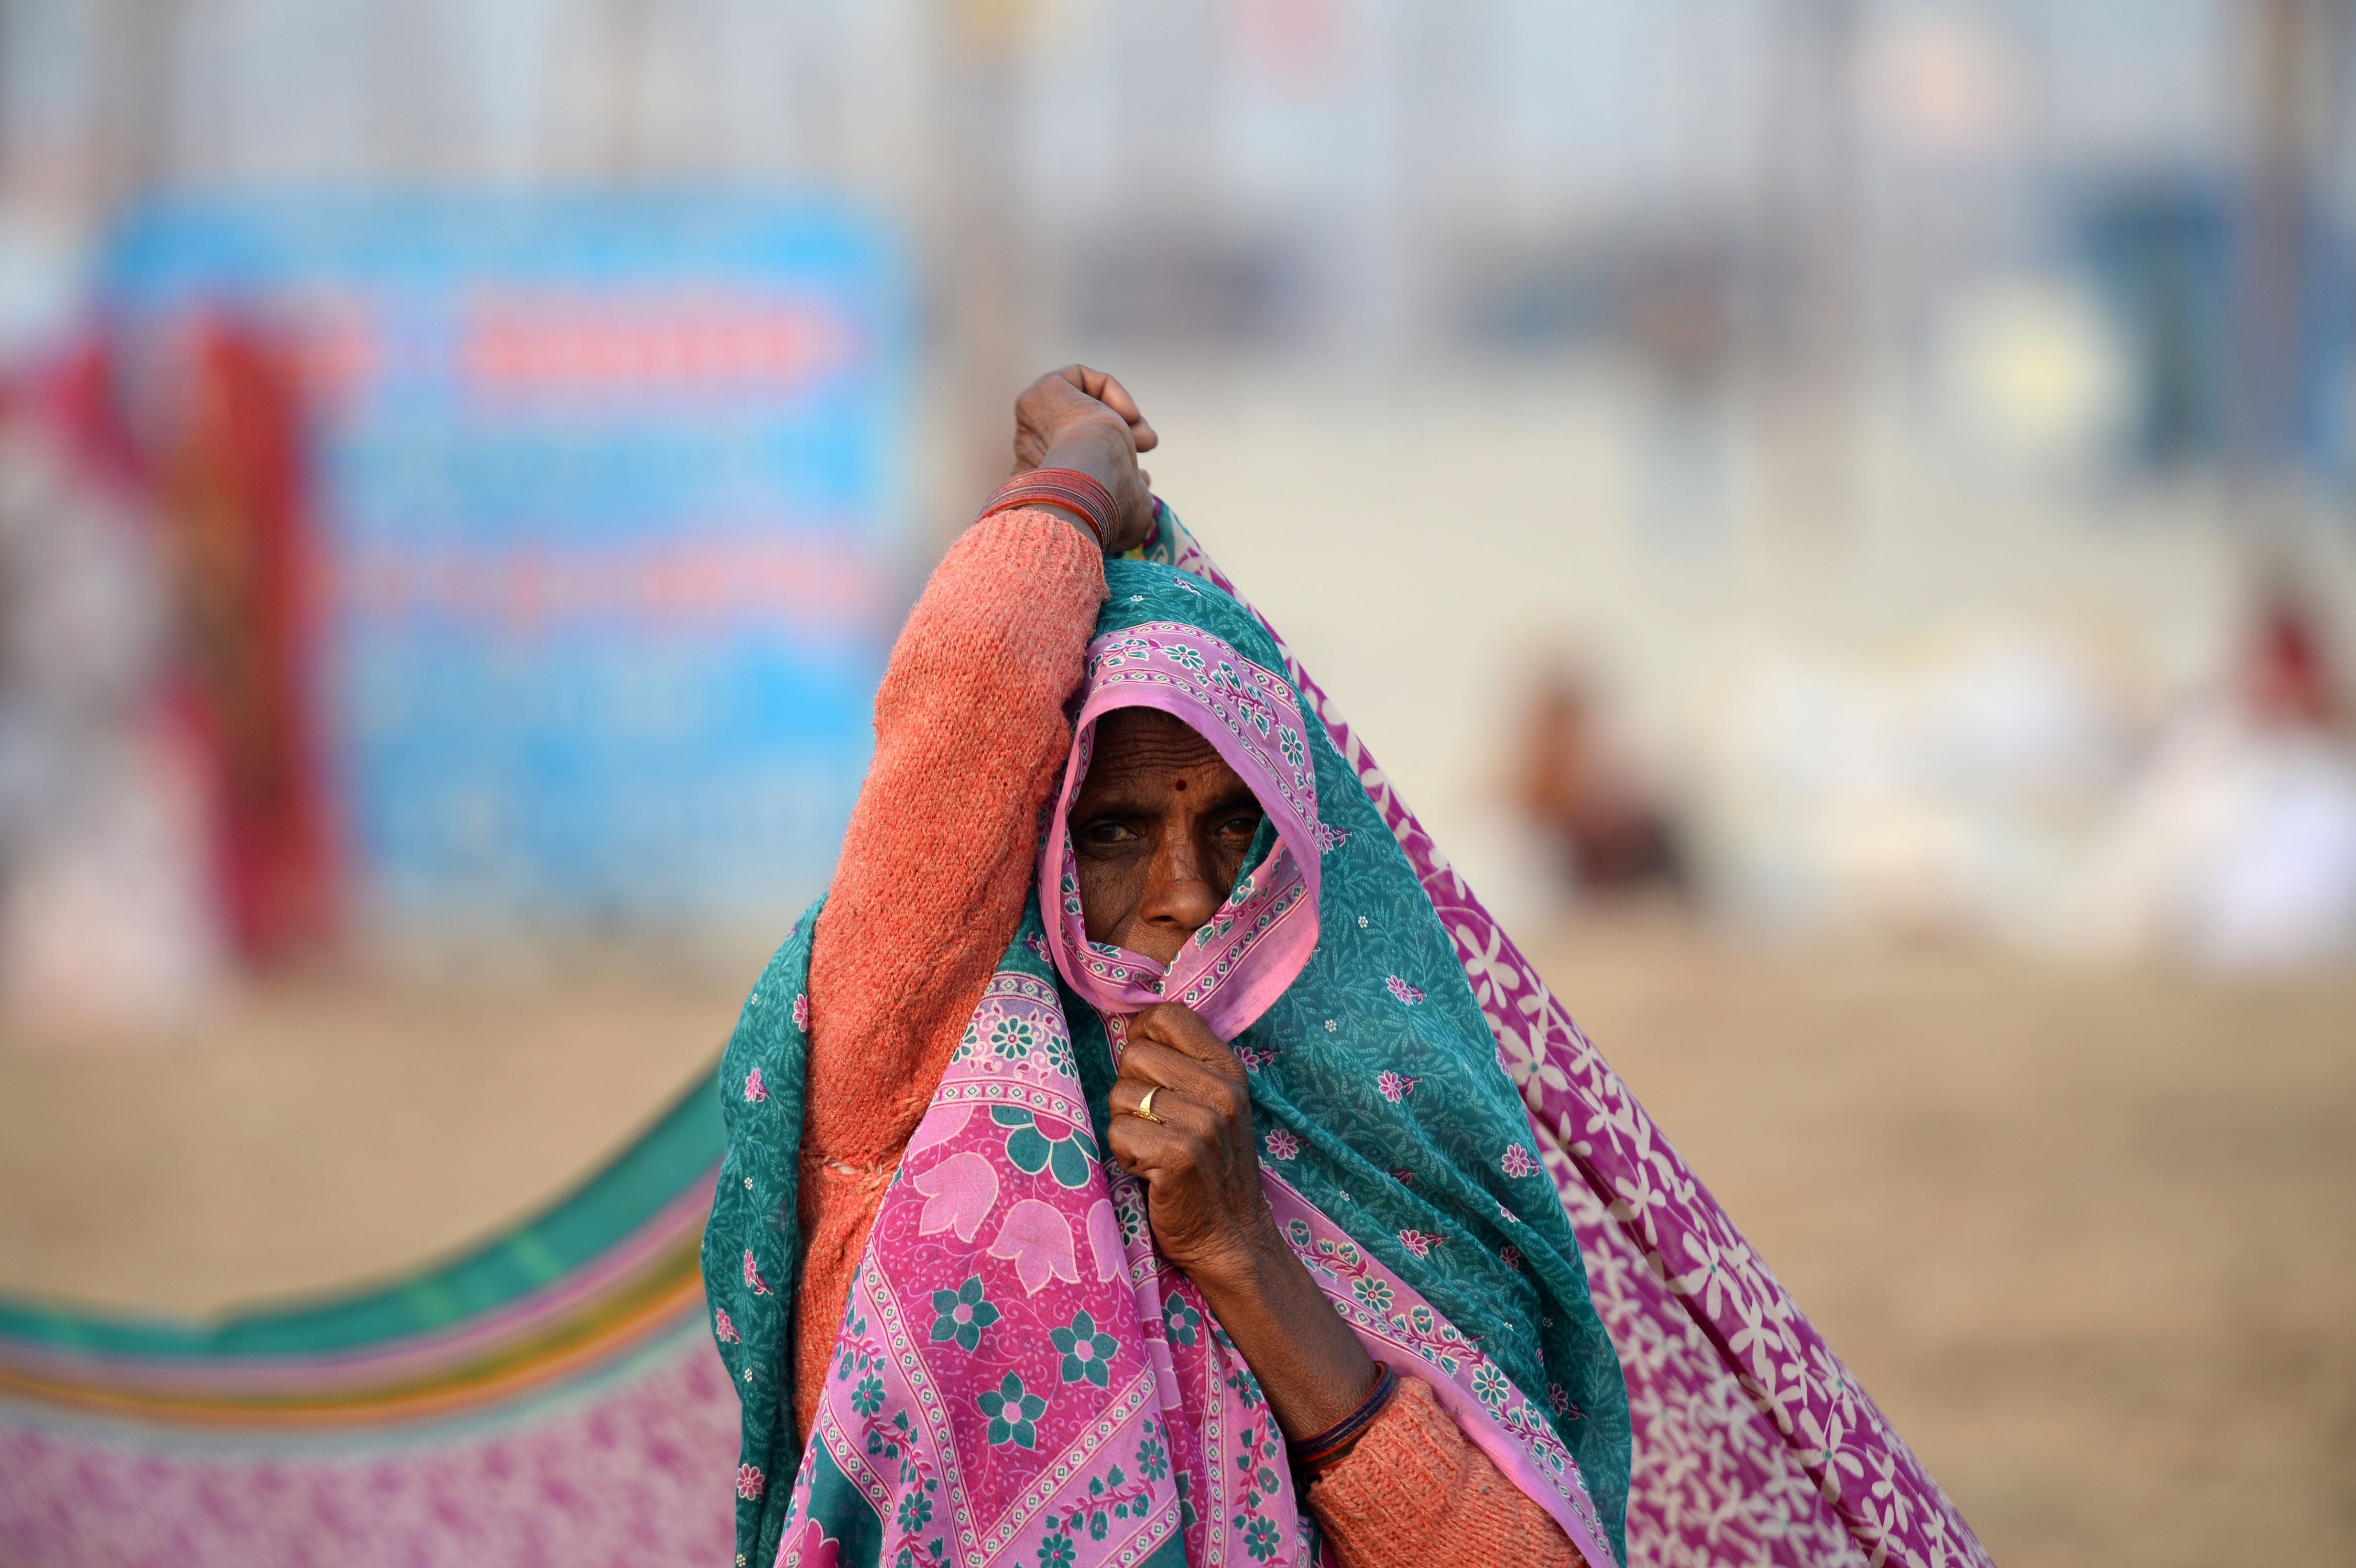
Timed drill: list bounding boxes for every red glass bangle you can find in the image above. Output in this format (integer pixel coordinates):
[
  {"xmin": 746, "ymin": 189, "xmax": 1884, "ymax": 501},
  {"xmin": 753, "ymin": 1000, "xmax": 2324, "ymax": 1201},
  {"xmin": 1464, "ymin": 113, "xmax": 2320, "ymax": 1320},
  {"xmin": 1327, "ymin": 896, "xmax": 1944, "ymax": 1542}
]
[
  {"xmin": 978, "ymin": 468, "xmax": 1116, "ymax": 550},
  {"xmin": 1289, "ymin": 1362, "xmax": 1399, "ymax": 1480}
]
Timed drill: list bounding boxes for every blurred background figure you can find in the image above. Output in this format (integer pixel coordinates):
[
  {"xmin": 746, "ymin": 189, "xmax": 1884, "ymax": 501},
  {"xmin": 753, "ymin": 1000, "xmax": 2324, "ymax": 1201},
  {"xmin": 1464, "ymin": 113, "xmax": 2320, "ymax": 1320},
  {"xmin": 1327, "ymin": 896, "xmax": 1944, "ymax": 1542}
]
[
  {"xmin": 2080, "ymin": 581, "xmax": 2356, "ymax": 969},
  {"xmin": 156, "ymin": 320, "xmax": 336, "ymax": 969},
  {"xmin": 1510, "ymin": 662, "xmax": 1685, "ymax": 902},
  {"xmin": 0, "ymin": 346, "xmax": 216, "ymax": 1037},
  {"xmin": 0, "ymin": 2, "xmax": 2351, "ymax": 1566}
]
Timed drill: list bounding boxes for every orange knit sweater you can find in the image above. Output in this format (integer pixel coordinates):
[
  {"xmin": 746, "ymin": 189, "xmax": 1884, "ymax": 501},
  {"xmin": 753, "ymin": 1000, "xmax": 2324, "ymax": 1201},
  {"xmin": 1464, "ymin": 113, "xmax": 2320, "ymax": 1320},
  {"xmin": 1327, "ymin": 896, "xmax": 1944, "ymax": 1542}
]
[{"xmin": 793, "ymin": 508, "xmax": 1581, "ymax": 1568}]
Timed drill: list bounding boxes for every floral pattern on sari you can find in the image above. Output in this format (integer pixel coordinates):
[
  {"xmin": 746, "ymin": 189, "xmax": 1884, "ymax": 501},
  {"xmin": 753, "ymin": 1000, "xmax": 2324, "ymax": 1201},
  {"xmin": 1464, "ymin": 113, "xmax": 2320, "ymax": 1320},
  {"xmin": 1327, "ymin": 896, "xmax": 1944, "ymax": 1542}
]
[
  {"xmin": 1141, "ymin": 506, "xmax": 1993, "ymax": 1568},
  {"xmin": 780, "ymin": 920, "xmax": 1308, "ymax": 1568},
  {"xmin": 712, "ymin": 509, "xmax": 1985, "ymax": 1568},
  {"xmin": 709, "ymin": 557, "xmax": 1637, "ymax": 1568}
]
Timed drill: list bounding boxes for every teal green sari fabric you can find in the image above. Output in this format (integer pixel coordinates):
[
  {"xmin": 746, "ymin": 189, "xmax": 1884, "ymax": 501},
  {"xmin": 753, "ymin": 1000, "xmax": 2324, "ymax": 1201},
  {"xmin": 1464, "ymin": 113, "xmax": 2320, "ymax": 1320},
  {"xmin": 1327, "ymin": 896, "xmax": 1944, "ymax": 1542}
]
[
  {"xmin": 702, "ymin": 902, "xmax": 818, "ymax": 1568},
  {"xmin": 702, "ymin": 555, "xmax": 1630, "ymax": 1568},
  {"xmin": 1089, "ymin": 559, "xmax": 1630, "ymax": 1557}
]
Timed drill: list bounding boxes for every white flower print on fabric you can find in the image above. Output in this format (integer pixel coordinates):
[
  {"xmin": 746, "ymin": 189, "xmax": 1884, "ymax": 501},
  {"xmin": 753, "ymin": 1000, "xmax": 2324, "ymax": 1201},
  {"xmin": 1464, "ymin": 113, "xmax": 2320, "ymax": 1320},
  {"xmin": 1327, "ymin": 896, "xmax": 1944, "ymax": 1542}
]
[{"xmin": 1148, "ymin": 508, "xmax": 1995, "ymax": 1568}]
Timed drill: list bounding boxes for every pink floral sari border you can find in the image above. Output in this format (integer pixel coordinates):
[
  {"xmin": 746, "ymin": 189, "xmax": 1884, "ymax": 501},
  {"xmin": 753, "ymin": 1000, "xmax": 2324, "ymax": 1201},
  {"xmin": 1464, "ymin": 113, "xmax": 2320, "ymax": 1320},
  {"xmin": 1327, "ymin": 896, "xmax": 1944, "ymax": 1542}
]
[
  {"xmin": 1042, "ymin": 621, "xmax": 1324, "ymax": 1043},
  {"xmin": 785, "ymin": 957, "xmax": 1315, "ymax": 1568},
  {"xmin": 1147, "ymin": 516, "xmax": 1993, "ymax": 1568},
  {"xmin": 1260, "ymin": 1172, "xmax": 1616, "ymax": 1568}
]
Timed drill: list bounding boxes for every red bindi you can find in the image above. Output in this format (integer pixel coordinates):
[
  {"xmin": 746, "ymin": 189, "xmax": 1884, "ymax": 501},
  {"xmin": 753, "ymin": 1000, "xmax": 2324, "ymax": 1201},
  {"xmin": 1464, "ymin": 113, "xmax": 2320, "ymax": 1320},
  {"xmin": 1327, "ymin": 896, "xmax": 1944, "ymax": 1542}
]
[{"xmin": 1172, "ymin": 779, "xmax": 1186, "ymax": 792}]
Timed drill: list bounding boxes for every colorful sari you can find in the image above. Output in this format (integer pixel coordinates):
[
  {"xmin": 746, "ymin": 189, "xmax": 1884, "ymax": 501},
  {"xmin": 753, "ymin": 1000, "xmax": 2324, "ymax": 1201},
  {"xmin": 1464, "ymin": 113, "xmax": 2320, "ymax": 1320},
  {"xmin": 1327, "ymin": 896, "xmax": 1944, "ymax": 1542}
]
[
  {"xmin": 704, "ymin": 536, "xmax": 1629, "ymax": 1568},
  {"xmin": 704, "ymin": 507, "xmax": 1993, "ymax": 1568}
]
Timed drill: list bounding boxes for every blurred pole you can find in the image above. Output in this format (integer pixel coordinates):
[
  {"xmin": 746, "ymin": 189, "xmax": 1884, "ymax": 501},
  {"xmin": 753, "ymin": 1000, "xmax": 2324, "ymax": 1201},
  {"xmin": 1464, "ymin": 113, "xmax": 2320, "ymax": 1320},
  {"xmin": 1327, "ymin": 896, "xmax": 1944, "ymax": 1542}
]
[
  {"xmin": 1755, "ymin": 0, "xmax": 1860, "ymax": 543},
  {"xmin": 594, "ymin": 0, "xmax": 654, "ymax": 181},
  {"xmin": 0, "ymin": 1, "xmax": 11, "ymax": 196},
  {"xmin": 1386, "ymin": 0, "xmax": 1494, "ymax": 371},
  {"xmin": 87, "ymin": 0, "xmax": 184, "ymax": 208},
  {"xmin": 928, "ymin": 0, "xmax": 1032, "ymax": 539},
  {"xmin": 366, "ymin": 0, "xmax": 458, "ymax": 182},
  {"xmin": 2232, "ymin": 0, "xmax": 2336, "ymax": 534}
]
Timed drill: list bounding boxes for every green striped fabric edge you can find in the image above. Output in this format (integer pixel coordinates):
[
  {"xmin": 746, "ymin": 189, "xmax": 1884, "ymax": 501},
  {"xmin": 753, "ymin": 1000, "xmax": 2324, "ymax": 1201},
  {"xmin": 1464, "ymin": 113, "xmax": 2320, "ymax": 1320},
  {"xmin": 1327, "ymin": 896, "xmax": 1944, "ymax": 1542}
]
[{"xmin": 0, "ymin": 1057, "xmax": 725, "ymax": 1361}]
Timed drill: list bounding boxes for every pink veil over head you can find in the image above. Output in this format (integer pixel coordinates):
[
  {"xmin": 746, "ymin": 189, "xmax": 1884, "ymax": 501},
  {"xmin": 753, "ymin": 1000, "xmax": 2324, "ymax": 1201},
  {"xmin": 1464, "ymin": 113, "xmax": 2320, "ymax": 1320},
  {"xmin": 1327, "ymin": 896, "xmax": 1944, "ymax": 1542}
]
[{"xmin": 1039, "ymin": 615, "xmax": 1324, "ymax": 1041}]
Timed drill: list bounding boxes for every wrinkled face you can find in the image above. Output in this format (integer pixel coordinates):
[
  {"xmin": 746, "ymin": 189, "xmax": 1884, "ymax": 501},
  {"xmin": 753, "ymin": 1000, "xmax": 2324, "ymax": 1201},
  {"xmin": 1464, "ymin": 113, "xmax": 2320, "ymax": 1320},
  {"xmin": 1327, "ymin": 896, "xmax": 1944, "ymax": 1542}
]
[{"xmin": 1069, "ymin": 708, "xmax": 1265, "ymax": 966}]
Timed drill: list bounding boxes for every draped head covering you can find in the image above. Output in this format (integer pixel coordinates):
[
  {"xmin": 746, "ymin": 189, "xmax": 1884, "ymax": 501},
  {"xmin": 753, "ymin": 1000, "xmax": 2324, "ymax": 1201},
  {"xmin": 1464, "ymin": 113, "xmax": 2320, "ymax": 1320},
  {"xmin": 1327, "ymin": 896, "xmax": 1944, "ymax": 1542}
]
[{"xmin": 1041, "ymin": 599, "xmax": 1321, "ymax": 1036}]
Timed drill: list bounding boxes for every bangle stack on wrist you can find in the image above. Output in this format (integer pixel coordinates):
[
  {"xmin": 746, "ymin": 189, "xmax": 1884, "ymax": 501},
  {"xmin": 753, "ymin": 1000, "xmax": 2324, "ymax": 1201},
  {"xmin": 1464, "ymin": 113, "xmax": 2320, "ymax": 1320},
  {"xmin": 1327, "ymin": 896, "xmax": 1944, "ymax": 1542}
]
[
  {"xmin": 1288, "ymin": 1362, "xmax": 1399, "ymax": 1482},
  {"xmin": 978, "ymin": 468, "xmax": 1117, "ymax": 550}
]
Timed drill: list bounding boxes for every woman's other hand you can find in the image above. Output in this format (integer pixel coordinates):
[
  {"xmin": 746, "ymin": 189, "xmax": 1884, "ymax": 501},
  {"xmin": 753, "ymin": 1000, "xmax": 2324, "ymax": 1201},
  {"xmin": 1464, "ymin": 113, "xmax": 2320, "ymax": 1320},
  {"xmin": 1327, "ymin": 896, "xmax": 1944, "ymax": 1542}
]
[
  {"xmin": 1107, "ymin": 1001, "xmax": 1379, "ymax": 1439},
  {"xmin": 1106, "ymin": 1002, "xmax": 1276, "ymax": 1287},
  {"xmin": 1011, "ymin": 365, "xmax": 1159, "ymax": 553}
]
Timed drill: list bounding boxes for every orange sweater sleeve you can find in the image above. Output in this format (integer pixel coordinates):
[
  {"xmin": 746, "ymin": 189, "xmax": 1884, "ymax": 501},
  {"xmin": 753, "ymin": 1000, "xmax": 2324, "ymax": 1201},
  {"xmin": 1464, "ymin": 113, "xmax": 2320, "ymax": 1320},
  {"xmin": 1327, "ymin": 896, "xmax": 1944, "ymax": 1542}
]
[
  {"xmin": 793, "ymin": 507, "xmax": 1107, "ymax": 1440},
  {"xmin": 1307, "ymin": 1375, "xmax": 1587, "ymax": 1568}
]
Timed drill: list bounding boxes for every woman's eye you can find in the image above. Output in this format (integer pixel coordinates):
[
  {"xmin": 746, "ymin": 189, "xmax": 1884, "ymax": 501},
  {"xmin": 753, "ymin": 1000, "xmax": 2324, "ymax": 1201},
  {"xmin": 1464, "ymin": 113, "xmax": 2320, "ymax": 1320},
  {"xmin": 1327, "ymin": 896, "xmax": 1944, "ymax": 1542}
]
[
  {"xmin": 1220, "ymin": 815, "xmax": 1263, "ymax": 838},
  {"xmin": 1081, "ymin": 820, "xmax": 1139, "ymax": 846}
]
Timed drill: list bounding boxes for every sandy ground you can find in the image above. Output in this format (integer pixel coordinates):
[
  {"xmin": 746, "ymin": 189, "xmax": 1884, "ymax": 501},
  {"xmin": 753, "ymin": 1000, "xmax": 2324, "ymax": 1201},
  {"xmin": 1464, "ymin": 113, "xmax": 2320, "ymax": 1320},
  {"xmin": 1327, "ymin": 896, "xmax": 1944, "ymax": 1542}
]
[
  {"xmin": 1, "ymin": 922, "xmax": 2351, "ymax": 1568},
  {"xmin": 1539, "ymin": 917, "xmax": 2356, "ymax": 1568}
]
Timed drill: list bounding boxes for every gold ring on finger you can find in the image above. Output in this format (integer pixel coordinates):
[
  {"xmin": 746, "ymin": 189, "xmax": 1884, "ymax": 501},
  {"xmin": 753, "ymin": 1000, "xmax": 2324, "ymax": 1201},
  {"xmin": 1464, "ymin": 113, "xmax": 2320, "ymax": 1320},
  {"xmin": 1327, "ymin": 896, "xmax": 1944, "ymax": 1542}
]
[{"xmin": 1133, "ymin": 1087, "xmax": 1165, "ymax": 1123}]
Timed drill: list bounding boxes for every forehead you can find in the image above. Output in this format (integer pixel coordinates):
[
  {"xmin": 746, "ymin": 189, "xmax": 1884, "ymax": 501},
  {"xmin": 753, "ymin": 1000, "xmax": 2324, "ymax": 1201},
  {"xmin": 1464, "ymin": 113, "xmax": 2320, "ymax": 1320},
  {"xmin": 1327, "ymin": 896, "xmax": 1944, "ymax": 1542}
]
[{"xmin": 1078, "ymin": 708, "xmax": 1248, "ymax": 795}]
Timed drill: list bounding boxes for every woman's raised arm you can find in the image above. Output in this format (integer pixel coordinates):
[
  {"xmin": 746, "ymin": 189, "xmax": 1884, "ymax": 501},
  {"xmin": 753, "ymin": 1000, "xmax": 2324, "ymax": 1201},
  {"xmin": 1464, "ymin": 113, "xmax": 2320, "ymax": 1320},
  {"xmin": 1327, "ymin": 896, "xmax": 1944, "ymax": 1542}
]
[{"xmin": 789, "ymin": 371, "xmax": 1151, "ymax": 1440}]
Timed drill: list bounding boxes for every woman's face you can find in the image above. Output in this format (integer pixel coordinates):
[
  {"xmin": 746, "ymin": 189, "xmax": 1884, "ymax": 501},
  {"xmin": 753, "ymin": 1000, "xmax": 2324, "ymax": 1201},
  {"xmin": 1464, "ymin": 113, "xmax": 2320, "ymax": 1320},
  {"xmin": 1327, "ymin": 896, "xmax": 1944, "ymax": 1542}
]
[{"xmin": 1069, "ymin": 708, "xmax": 1265, "ymax": 966}]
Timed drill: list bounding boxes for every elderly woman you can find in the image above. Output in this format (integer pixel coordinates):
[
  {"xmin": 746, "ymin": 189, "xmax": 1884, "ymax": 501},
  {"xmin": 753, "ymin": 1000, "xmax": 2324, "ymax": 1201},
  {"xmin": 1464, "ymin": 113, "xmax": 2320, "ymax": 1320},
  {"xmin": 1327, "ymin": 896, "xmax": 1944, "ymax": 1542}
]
[{"xmin": 704, "ymin": 369, "xmax": 1629, "ymax": 1568}]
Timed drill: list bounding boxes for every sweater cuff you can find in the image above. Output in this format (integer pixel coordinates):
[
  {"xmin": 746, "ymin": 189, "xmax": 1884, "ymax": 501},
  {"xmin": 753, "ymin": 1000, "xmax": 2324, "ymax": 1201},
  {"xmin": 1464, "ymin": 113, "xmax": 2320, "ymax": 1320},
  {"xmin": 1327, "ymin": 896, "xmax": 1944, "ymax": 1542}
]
[
  {"xmin": 965, "ymin": 502, "xmax": 1106, "ymax": 566},
  {"xmin": 1304, "ymin": 1375, "xmax": 1585, "ymax": 1568}
]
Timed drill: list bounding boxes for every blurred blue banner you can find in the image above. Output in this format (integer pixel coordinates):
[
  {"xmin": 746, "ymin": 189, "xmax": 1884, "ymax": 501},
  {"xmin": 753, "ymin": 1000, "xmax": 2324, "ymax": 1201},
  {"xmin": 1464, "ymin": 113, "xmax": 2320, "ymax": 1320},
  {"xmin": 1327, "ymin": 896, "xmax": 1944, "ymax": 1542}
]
[{"xmin": 103, "ymin": 196, "xmax": 907, "ymax": 928}]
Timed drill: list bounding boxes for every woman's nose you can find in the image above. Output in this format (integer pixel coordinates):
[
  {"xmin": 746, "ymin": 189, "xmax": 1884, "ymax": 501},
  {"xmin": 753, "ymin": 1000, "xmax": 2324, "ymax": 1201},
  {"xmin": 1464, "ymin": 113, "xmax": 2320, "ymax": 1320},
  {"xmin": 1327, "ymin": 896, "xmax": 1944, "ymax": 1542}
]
[{"xmin": 1140, "ymin": 820, "xmax": 1222, "ymax": 932}]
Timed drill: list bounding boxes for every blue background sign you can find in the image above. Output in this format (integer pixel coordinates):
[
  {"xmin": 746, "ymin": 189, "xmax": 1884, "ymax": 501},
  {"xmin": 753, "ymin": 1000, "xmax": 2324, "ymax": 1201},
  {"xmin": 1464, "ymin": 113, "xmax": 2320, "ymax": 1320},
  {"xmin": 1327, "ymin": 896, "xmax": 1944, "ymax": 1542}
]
[{"xmin": 104, "ymin": 196, "xmax": 908, "ymax": 927}]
